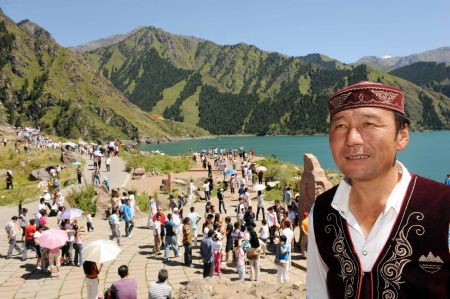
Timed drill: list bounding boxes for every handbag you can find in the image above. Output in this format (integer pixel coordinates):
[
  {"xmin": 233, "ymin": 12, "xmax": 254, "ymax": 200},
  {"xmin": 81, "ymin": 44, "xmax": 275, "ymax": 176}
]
[{"xmin": 246, "ymin": 247, "xmax": 261, "ymax": 259}]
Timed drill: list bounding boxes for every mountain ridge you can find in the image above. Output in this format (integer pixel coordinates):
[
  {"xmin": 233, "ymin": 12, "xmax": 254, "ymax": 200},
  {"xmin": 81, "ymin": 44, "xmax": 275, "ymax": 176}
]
[
  {"xmin": 0, "ymin": 12, "xmax": 208, "ymax": 142},
  {"xmin": 83, "ymin": 26, "xmax": 450, "ymax": 135},
  {"xmin": 355, "ymin": 46, "xmax": 450, "ymax": 71}
]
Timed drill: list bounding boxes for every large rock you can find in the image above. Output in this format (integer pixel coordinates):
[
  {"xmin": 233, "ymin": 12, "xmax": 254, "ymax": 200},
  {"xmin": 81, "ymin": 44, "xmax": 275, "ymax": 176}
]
[
  {"xmin": 60, "ymin": 150, "xmax": 78, "ymax": 163},
  {"xmin": 299, "ymin": 153, "xmax": 333, "ymax": 219},
  {"xmin": 178, "ymin": 277, "xmax": 305, "ymax": 299},
  {"xmin": 30, "ymin": 168, "xmax": 51, "ymax": 181}
]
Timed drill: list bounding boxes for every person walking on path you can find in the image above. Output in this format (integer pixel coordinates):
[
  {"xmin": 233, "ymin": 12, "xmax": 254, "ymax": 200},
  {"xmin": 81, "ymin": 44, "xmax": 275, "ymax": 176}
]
[
  {"xmin": 217, "ymin": 188, "xmax": 227, "ymax": 214},
  {"xmin": 19, "ymin": 207, "xmax": 29, "ymax": 242},
  {"xmin": 77, "ymin": 167, "xmax": 82, "ymax": 184},
  {"xmin": 299, "ymin": 211, "xmax": 308, "ymax": 256},
  {"xmin": 182, "ymin": 217, "xmax": 193, "ymax": 267},
  {"xmin": 21, "ymin": 218, "xmax": 36, "ymax": 261},
  {"xmin": 73, "ymin": 224, "xmax": 84, "ymax": 267},
  {"xmin": 109, "ymin": 265, "xmax": 138, "ymax": 299},
  {"xmin": 5, "ymin": 216, "xmax": 22, "ymax": 259},
  {"xmin": 153, "ymin": 214, "xmax": 162, "ymax": 254},
  {"xmin": 122, "ymin": 199, "xmax": 134, "ymax": 237},
  {"xmin": 234, "ymin": 238, "xmax": 246, "ymax": 282},
  {"xmin": 247, "ymin": 227, "xmax": 261, "ymax": 281},
  {"xmin": 224, "ymin": 216, "xmax": 233, "ymax": 263},
  {"xmin": 83, "ymin": 261, "xmax": 100, "ymax": 299},
  {"xmin": 147, "ymin": 195, "xmax": 157, "ymax": 228},
  {"xmin": 153, "ymin": 207, "xmax": 166, "ymax": 247},
  {"xmin": 200, "ymin": 229, "xmax": 215, "ymax": 278},
  {"xmin": 276, "ymin": 235, "xmax": 290, "ymax": 284},
  {"xmin": 106, "ymin": 156, "xmax": 111, "ymax": 172},
  {"xmin": 187, "ymin": 207, "xmax": 201, "ymax": 247},
  {"xmin": 163, "ymin": 213, "xmax": 179, "ymax": 262},
  {"xmin": 148, "ymin": 269, "xmax": 172, "ymax": 299},
  {"xmin": 109, "ymin": 209, "xmax": 121, "ymax": 246},
  {"xmin": 33, "ymin": 225, "xmax": 43, "ymax": 270},
  {"xmin": 256, "ymin": 191, "xmax": 265, "ymax": 221}
]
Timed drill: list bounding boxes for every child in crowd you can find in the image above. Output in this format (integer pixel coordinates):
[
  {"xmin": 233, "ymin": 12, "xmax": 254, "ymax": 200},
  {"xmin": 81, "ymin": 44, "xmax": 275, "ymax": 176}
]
[{"xmin": 213, "ymin": 232, "xmax": 223, "ymax": 276}]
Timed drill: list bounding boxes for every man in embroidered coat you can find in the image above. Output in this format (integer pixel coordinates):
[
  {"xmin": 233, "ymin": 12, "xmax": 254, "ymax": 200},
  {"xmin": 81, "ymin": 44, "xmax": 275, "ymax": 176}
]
[{"xmin": 307, "ymin": 81, "xmax": 449, "ymax": 299}]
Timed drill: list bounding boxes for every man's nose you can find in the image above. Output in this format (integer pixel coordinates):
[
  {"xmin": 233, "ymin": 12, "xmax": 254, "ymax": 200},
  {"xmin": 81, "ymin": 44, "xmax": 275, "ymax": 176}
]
[{"xmin": 345, "ymin": 127, "xmax": 364, "ymax": 147}]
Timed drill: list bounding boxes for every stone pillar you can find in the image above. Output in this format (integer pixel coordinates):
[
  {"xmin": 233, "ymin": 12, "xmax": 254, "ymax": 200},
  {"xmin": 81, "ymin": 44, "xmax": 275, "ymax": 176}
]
[{"xmin": 298, "ymin": 153, "xmax": 333, "ymax": 220}]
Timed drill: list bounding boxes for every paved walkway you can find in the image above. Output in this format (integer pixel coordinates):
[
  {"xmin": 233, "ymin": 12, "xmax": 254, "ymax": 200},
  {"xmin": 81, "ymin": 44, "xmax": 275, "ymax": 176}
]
[{"xmin": 0, "ymin": 155, "xmax": 307, "ymax": 298}]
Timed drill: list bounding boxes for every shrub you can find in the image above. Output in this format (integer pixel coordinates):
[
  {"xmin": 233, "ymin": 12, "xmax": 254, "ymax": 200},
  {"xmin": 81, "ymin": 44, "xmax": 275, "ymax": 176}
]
[{"xmin": 66, "ymin": 184, "xmax": 97, "ymax": 215}]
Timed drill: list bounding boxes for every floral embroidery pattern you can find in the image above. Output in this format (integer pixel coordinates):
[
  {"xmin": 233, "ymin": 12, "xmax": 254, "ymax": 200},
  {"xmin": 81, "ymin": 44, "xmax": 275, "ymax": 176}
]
[
  {"xmin": 379, "ymin": 212, "xmax": 425, "ymax": 299},
  {"xmin": 325, "ymin": 213, "xmax": 358, "ymax": 299}
]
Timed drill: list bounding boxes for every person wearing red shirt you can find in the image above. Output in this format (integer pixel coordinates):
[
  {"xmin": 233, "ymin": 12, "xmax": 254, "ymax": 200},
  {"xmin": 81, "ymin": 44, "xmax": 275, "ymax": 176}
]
[
  {"xmin": 153, "ymin": 207, "xmax": 166, "ymax": 246},
  {"xmin": 21, "ymin": 219, "xmax": 36, "ymax": 261}
]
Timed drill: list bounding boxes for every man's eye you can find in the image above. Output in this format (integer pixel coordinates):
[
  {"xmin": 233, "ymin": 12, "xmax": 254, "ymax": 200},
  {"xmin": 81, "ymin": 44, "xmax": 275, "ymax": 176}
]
[{"xmin": 334, "ymin": 124, "xmax": 346, "ymax": 129}]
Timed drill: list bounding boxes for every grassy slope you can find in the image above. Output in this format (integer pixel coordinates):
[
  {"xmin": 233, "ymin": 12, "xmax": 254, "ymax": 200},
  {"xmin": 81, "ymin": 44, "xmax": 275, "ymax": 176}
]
[
  {"xmin": 180, "ymin": 86, "xmax": 201, "ymax": 126},
  {"xmin": 151, "ymin": 79, "xmax": 187, "ymax": 115},
  {"xmin": 0, "ymin": 145, "xmax": 78, "ymax": 205}
]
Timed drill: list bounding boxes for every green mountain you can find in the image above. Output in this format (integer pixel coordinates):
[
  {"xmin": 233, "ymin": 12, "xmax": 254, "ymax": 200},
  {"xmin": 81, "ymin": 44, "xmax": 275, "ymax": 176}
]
[
  {"xmin": 0, "ymin": 11, "xmax": 208, "ymax": 142},
  {"xmin": 390, "ymin": 62, "xmax": 450, "ymax": 98},
  {"xmin": 83, "ymin": 26, "xmax": 450, "ymax": 134}
]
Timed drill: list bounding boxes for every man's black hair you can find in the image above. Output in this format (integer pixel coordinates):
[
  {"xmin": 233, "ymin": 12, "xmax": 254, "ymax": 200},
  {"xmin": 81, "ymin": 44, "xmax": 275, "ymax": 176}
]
[
  {"xmin": 394, "ymin": 111, "xmax": 410, "ymax": 136},
  {"xmin": 118, "ymin": 265, "xmax": 128, "ymax": 278}
]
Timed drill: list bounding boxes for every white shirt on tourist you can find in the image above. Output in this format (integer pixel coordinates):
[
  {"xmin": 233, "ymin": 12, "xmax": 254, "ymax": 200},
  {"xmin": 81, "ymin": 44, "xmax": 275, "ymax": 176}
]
[
  {"xmin": 257, "ymin": 194, "xmax": 265, "ymax": 208},
  {"xmin": 287, "ymin": 210, "xmax": 296, "ymax": 225},
  {"xmin": 307, "ymin": 162, "xmax": 412, "ymax": 299},
  {"xmin": 259, "ymin": 225, "xmax": 269, "ymax": 239},
  {"xmin": 281, "ymin": 227, "xmax": 294, "ymax": 245},
  {"xmin": 5, "ymin": 221, "xmax": 17, "ymax": 238},
  {"xmin": 172, "ymin": 214, "xmax": 181, "ymax": 233},
  {"xmin": 153, "ymin": 220, "xmax": 161, "ymax": 236}
]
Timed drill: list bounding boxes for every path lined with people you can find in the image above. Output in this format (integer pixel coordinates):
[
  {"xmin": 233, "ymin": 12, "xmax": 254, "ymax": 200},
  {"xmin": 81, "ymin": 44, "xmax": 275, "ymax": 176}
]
[{"xmin": 1, "ymin": 140, "xmax": 307, "ymax": 298}]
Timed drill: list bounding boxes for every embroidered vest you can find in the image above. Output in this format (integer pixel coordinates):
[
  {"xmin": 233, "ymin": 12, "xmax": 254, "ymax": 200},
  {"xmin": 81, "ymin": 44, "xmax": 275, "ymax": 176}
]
[{"xmin": 313, "ymin": 175, "xmax": 450, "ymax": 299}]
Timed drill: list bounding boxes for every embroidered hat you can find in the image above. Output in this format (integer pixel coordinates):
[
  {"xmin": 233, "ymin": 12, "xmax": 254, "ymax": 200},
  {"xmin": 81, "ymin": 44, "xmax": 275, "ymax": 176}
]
[{"xmin": 328, "ymin": 81, "xmax": 405, "ymax": 117}]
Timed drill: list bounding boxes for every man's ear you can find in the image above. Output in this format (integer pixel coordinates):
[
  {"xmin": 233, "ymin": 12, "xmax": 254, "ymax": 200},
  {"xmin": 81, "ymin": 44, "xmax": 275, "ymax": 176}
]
[{"xmin": 396, "ymin": 124, "xmax": 409, "ymax": 151}]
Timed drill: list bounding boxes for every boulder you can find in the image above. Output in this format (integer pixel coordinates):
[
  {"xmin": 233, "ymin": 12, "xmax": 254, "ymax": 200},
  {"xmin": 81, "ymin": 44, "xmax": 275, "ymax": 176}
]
[
  {"xmin": 133, "ymin": 168, "xmax": 145, "ymax": 176},
  {"xmin": 60, "ymin": 150, "xmax": 78, "ymax": 163},
  {"xmin": 299, "ymin": 153, "xmax": 333, "ymax": 219},
  {"xmin": 30, "ymin": 168, "xmax": 51, "ymax": 181}
]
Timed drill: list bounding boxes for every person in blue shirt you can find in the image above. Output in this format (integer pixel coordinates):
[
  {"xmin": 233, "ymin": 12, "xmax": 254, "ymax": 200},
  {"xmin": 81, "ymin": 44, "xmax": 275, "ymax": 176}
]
[
  {"xmin": 276, "ymin": 235, "xmax": 290, "ymax": 283},
  {"xmin": 163, "ymin": 213, "xmax": 179, "ymax": 262},
  {"xmin": 122, "ymin": 199, "xmax": 134, "ymax": 237},
  {"xmin": 445, "ymin": 174, "xmax": 450, "ymax": 186}
]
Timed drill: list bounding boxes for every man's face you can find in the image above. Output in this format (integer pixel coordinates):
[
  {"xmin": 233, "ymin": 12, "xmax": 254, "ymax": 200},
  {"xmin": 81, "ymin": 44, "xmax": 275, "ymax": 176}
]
[{"xmin": 329, "ymin": 107, "xmax": 409, "ymax": 183}]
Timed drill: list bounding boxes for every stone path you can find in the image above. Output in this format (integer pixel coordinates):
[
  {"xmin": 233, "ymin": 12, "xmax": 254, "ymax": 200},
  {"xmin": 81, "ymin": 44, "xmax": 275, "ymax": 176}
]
[
  {"xmin": 0, "ymin": 154, "xmax": 307, "ymax": 298},
  {"xmin": 0, "ymin": 213, "xmax": 306, "ymax": 298}
]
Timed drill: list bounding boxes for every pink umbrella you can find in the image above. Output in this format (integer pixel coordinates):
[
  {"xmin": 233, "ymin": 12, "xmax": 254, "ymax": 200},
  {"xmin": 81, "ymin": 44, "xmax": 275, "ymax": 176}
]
[{"xmin": 38, "ymin": 228, "xmax": 68, "ymax": 249}]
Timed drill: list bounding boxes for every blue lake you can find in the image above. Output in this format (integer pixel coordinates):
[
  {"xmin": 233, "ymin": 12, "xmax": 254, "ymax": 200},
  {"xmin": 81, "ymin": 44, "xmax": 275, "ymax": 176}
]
[{"xmin": 138, "ymin": 131, "xmax": 450, "ymax": 182}]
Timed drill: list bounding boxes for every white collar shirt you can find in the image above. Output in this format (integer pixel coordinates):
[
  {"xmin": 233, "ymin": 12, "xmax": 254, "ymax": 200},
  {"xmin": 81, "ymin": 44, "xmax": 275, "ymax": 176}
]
[{"xmin": 307, "ymin": 162, "xmax": 412, "ymax": 299}]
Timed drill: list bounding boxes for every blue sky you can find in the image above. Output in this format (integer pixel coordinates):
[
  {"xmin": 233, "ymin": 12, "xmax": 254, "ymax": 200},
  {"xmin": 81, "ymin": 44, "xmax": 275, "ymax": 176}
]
[{"xmin": 1, "ymin": 0, "xmax": 449, "ymax": 63}]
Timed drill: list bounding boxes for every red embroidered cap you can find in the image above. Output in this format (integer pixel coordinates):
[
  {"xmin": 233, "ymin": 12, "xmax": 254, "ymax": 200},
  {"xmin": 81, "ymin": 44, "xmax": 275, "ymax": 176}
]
[{"xmin": 328, "ymin": 81, "xmax": 405, "ymax": 117}]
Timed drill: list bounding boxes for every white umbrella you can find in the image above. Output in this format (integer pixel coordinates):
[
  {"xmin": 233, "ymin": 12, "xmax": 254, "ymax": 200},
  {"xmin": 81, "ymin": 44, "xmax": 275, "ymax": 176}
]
[
  {"xmin": 93, "ymin": 150, "xmax": 103, "ymax": 157},
  {"xmin": 253, "ymin": 184, "xmax": 266, "ymax": 192},
  {"xmin": 83, "ymin": 240, "xmax": 121, "ymax": 264},
  {"xmin": 256, "ymin": 166, "xmax": 267, "ymax": 172},
  {"xmin": 61, "ymin": 208, "xmax": 83, "ymax": 220}
]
